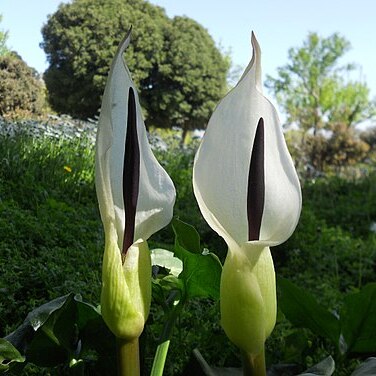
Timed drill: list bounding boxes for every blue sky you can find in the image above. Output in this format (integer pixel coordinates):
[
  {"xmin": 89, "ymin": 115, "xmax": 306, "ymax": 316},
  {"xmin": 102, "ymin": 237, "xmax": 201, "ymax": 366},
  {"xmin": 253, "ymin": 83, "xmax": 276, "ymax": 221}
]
[{"xmin": 1, "ymin": 0, "xmax": 376, "ymax": 97}]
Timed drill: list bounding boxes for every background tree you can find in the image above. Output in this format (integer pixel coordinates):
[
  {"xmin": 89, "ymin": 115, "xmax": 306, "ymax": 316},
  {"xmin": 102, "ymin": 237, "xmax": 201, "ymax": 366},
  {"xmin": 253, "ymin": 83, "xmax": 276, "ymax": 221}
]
[
  {"xmin": 0, "ymin": 15, "xmax": 10, "ymax": 56},
  {"xmin": 0, "ymin": 53, "xmax": 45, "ymax": 117},
  {"xmin": 266, "ymin": 32, "xmax": 375, "ymax": 174},
  {"xmin": 41, "ymin": 0, "xmax": 168, "ymax": 119},
  {"xmin": 144, "ymin": 16, "xmax": 230, "ymax": 141},
  {"xmin": 41, "ymin": 0, "xmax": 229, "ymax": 132},
  {"xmin": 360, "ymin": 125, "xmax": 376, "ymax": 162}
]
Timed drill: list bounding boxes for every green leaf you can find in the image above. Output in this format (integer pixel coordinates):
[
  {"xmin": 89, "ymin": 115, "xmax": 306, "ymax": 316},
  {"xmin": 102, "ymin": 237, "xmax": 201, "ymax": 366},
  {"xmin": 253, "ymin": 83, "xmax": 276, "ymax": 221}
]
[
  {"xmin": 5, "ymin": 294, "xmax": 113, "ymax": 369},
  {"xmin": 298, "ymin": 356, "xmax": 335, "ymax": 376},
  {"xmin": 176, "ymin": 244, "xmax": 222, "ymax": 300},
  {"xmin": 172, "ymin": 218, "xmax": 201, "ymax": 253},
  {"xmin": 25, "ymin": 293, "xmax": 78, "ymax": 367},
  {"xmin": 340, "ymin": 283, "xmax": 376, "ymax": 354},
  {"xmin": 277, "ymin": 277, "xmax": 340, "ymax": 346},
  {"xmin": 0, "ymin": 338, "xmax": 25, "ymax": 371},
  {"xmin": 26, "ymin": 294, "xmax": 73, "ymax": 331},
  {"xmin": 172, "ymin": 219, "xmax": 222, "ymax": 300},
  {"xmin": 75, "ymin": 297, "xmax": 101, "ymax": 331},
  {"xmin": 351, "ymin": 357, "xmax": 376, "ymax": 376},
  {"xmin": 282, "ymin": 330, "xmax": 309, "ymax": 363},
  {"xmin": 151, "ymin": 248, "xmax": 183, "ymax": 276},
  {"xmin": 76, "ymin": 302, "xmax": 116, "ymax": 375},
  {"xmin": 5, "ymin": 294, "xmax": 75, "ymax": 355}
]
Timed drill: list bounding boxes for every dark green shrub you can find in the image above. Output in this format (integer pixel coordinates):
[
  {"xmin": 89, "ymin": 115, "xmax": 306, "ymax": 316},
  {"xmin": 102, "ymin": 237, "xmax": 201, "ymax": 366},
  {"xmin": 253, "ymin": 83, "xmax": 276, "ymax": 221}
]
[
  {"xmin": 0, "ymin": 53, "xmax": 45, "ymax": 117},
  {"xmin": 41, "ymin": 0, "xmax": 229, "ymax": 125}
]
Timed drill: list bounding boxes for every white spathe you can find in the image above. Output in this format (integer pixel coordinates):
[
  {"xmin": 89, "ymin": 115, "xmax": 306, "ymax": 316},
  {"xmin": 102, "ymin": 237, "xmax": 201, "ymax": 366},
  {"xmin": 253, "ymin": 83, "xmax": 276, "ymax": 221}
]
[
  {"xmin": 95, "ymin": 30, "xmax": 176, "ymax": 339},
  {"xmin": 96, "ymin": 29, "xmax": 176, "ymax": 251},
  {"xmin": 193, "ymin": 32, "xmax": 302, "ymax": 356},
  {"xmin": 193, "ymin": 33, "xmax": 301, "ymax": 251}
]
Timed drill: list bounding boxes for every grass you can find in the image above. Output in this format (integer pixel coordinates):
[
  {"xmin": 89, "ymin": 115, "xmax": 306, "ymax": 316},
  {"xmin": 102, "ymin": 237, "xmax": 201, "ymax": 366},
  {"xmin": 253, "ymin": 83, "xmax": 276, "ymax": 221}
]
[
  {"xmin": 0, "ymin": 133, "xmax": 102, "ymax": 337},
  {"xmin": 0, "ymin": 129, "xmax": 375, "ymax": 375}
]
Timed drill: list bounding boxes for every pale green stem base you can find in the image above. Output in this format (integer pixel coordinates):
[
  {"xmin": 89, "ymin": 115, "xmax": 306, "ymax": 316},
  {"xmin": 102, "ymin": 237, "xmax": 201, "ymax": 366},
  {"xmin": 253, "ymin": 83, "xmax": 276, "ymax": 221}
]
[
  {"xmin": 117, "ymin": 337, "xmax": 140, "ymax": 376},
  {"xmin": 150, "ymin": 298, "xmax": 180, "ymax": 376},
  {"xmin": 242, "ymin": 347, "xmax": 266, "ymax": 376},
  {"xmin": 150, "ymin": 340, "xmax": 170, "ymax": 376}
]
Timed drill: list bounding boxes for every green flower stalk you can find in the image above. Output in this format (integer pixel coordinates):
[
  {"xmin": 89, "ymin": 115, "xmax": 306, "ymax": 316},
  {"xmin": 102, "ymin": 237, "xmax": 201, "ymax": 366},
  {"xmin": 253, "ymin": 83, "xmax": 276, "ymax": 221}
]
[
  {"xmin": 193, "ymin": 33, "xmax": 301, "ymax": 374},
  {"xmin": 95, "ymin": 29, "xmax": 176, "ymax": 374}
]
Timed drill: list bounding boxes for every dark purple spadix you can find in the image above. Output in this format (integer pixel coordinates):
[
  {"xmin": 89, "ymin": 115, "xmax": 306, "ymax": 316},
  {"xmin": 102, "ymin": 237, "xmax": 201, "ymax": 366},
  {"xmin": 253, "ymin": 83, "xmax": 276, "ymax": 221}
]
[
  {"xmin": 122, "ymin": 87, "xmax": 140, "ymax": 263},
  {"xmin": 247, "ymin": 117, "xmax": 265, "ymax": 241}
]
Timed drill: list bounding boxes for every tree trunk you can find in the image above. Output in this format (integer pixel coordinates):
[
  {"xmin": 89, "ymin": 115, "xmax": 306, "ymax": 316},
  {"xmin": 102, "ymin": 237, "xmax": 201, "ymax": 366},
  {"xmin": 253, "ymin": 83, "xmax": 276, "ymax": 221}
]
[{"xmin": 180, "ymin": 125, "xmax": 188, "ymax": 146}]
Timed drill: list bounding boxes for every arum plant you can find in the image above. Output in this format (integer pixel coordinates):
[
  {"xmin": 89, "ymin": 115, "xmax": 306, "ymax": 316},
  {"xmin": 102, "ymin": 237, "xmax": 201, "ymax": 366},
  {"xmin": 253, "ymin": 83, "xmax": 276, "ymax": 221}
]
[
  {"xmin": 193, "ymin": 33, "xmax": 302, "ymax": 375},
  {"xmin": 95, "ymin": 29, "xmax": 176, "ymax": 376}
]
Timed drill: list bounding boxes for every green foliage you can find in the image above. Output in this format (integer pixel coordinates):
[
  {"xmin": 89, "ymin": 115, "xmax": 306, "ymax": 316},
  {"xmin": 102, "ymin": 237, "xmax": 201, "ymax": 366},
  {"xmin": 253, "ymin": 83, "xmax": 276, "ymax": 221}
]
[
  {"xmin": 266, "ymin": 32, "xmax": 373, "ymax": 133},
  {"xmin": 0, "ymin": 132, "xmax": 227, "ymax": 374},
  {"xmin": 1, "ymin": 128, "xmax": 376, "ymax": 375},
  {"xmin": 151, "ymin": 218, "xmax": 222, "ymax": 321},
  {"xmin": 360, "ymin": 126, "xmax": 376, "ymax": 160},
  {"xmin": 0, "ymin": 133, "xmax": 101, "ymax": 339},
  {"xmin": 274, "ymin": 207, "xmax": 375, "ymax": 306},
  {"xmin": 302, "ymin": 176, "xmax": 376, "ymax": 238},
  {"xmin": 41, "ymin": 0, "xmax": 229, "ymax": 128},
  {"xmin": 0, "ymin": 15, "xmax": 10, "ymax": 57},
  {"xmin": 0, "ymin": 339, "xmax": 24, "ymax": 371},
  {"xmin": 278, "ymin": 278, "xmax": 376, "ymax": 365},
  {"xmin": 145, "ymin": 16, "xmax": 230, "ymax": 138},
  {"xmin": 41, "ymin": 0, "xmax": 167, "ymax": 119},
  {"xmin": 171, "ymin": 219, "xmax": 222, "ymax": 300},
  {"xmin": 266, "ymin": 32, "xmax": 375, "ymax": 175},
  {"xmin": 285, "ymin": 127, "xmax": 370, "ymax": 177},
  {"xmin": 0, "ymin": 54, "xmax": 45, "ymax": 117},
  {"xmin": 340, "ymin": 283, "xmax": 376, "ymax": 354},
  {"xmin": 2, "ymin": 294, "xmax": 116, "ymax": 375},
  {"xmin": 153, "ymin": 138, "xmax": 376, "ymax": 374},
  {"xmin": 268, "ymin": 174, "xmax": 376, "ymax": 374},
  {"xmin": 278, "ymin": 277, "xmax": 340, "ymax": 346},
  {"xmin": 152, "ymin": 133, "xmax": 227, "ymax": 258},
  {"xmin": 148, "ymin": 218, "xmax": 223, "ymax": 374}
]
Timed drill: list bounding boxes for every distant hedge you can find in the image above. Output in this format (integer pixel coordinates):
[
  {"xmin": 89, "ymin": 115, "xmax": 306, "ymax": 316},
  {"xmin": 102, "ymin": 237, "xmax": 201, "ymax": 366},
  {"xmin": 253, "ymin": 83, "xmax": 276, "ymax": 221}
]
[{"xmin": 0, "ymin": 53, "xmax": 45, "ymax": 117}]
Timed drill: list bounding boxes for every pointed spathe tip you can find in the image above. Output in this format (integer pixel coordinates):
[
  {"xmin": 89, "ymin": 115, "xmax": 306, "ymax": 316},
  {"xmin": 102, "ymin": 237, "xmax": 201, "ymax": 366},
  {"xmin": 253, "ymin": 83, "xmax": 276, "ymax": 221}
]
[
  {"xmin": 118, "ymin": 26, "xmax": 133, "ymax": 55},
  {"xmin": 236, "ymin": 30, "xmax": 262, "ymax": 87},
  {"xmin": 107, "ymin": 26, "xmax": 133, "ymax": 83},
  {"xmin": 250, "ymin": 30, "xmax": 262, "ymax": 90},
  {"xmin": 251, "ymin": 31, "xmax": 261, "ymax": 56}
]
